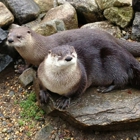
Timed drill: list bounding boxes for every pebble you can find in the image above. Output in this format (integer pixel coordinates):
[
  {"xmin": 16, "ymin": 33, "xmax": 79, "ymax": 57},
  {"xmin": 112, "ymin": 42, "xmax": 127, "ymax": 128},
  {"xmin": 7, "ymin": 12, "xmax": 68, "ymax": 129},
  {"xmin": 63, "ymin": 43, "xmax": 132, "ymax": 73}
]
[
  {"xmin": 9, "ymin": 90, "xmax": 15, "ymax": 96},
  {"xmin": 133, "ymin": 136, "xmax": 138, "ymax": 140},
  {"xmin": 2, "ymin": 128, "xmax": 7, "ymax": 133}
]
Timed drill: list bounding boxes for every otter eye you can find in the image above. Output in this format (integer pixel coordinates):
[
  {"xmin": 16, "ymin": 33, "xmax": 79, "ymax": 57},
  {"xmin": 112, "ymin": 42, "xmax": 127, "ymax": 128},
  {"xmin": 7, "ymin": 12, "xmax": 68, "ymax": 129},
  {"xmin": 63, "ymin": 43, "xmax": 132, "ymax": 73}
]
[
  {"xmin": 27, "ymin": 30, "xmax": 31, "ymax": 34},
  {"xmin": 17, "ymin": 35, "xmax": 21, "ymax": 39}
]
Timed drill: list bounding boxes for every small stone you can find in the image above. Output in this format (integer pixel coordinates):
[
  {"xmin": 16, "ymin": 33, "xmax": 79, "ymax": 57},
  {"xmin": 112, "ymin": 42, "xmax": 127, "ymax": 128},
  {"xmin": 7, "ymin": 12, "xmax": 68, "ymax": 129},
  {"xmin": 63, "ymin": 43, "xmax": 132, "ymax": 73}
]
[
  {"xmin": 7, "ymin": 129, "xmax": 13, "ymax": 133},
  {"xmin": 9, "ymin": 91, "xmax": 15, "ymax": 96},
  {"xmin": 133, "ymin": 136, "xmax": 138, "ymax": 140},
  {"xmin": 2, "ymin": 128, "xmax": 7, "ymax": 133},
  {"xmin": 2, "ymin": 121, "xmax": 7, "ymax": 126}
]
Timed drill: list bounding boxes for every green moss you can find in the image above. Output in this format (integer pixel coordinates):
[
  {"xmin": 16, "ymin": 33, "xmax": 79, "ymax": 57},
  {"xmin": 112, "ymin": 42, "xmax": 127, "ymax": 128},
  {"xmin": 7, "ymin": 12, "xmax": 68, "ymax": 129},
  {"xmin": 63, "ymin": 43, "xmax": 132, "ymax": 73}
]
[{"xmin": 20, "ymin": 92, "xmax": 45, "ymax": 120}]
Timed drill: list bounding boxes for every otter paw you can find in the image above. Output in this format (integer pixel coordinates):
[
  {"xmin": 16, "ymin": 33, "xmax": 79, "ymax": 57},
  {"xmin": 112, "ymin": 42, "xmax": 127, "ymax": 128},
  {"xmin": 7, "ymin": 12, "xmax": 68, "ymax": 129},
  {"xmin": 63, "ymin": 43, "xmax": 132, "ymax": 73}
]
[
  {"xmin": 14, "ymin": 64, "xmax": 29, "ymax": 74},
  {"xmin": 55, "ymin": 97, "xmax": 71, "ymax": 110},
  {"xmin": 39, "ymin": 90, "xmax": 49, "ymax": 104},
  {"xmin": 97, "ymin": 85, "xmax": 116, "ymax": 93}
]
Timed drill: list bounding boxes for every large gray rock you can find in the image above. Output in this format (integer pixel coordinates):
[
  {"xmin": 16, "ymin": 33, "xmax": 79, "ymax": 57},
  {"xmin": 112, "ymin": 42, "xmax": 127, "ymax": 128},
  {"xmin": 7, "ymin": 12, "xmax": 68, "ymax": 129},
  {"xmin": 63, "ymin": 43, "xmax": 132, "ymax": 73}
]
[
  {"xmin": 0, "ymin": 54, "xmax": 13, "ymax": 72},
  {"xmin": 41, "ymin": 2, "xmax": 78, "ymax": 29},
  {"xmin": 81, "ymin": 21, "xmax": 122, "ymax": 38},
  {"xmin": 131, "ymin": 12, "xmax": 140, "ymax": 41},
  {"xmin": 58, "ymin": 0, "xmax": 104, "ymax": 23},
  {"xmin": 0, "ymin": 2, "xmax": 14, "ymax": 27},
  {"xmin": 41, "ymin": 87, "xmax": 140, "ymax": 131},
  {"xmin": 2, "ymin": 0, "xmax": 40, "ymax": 24},
  {"xmin": 104, "ymin": 6, "xmax": 133, "ymax": 28}
]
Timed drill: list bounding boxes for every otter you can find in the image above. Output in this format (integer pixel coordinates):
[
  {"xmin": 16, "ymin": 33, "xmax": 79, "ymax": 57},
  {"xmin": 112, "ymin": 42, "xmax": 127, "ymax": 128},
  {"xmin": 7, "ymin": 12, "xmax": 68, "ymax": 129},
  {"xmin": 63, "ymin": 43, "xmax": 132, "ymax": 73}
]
[
  {"xmin": 37, "ymin": 44, "xmax": 140, "ymax": 109},
  {"xmin": 6, "ymin": 26, "xmax": 140, "ymax": 67},
  {"xmin": 37, "ymin": 45, "xmax": 87, "ymax": 108}
]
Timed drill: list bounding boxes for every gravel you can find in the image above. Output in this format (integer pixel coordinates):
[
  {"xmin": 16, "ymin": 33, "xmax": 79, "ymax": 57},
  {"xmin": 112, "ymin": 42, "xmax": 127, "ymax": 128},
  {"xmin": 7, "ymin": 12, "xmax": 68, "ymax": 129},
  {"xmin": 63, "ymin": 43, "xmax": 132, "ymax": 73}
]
[{"xmin": 1, "ymin": 63, "xmax": 140, "ymax": 140}]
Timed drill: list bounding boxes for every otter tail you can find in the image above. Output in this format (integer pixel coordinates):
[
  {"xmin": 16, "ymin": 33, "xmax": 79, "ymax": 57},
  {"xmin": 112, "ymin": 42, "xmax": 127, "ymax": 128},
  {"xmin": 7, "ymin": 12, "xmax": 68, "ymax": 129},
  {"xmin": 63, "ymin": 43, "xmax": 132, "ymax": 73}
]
[{"xmin": 116, "ymin": 38, "xmax": 140, "ymax": 57}]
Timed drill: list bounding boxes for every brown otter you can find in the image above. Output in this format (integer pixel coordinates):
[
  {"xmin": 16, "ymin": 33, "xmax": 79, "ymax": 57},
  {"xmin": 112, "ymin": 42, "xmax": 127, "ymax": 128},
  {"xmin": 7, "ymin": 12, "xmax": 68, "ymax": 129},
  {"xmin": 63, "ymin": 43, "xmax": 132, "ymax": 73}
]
[
  {"xmin": 37, "ymin": 45, "xmax": 87, "ymax": 108},
  {"xmin": 37, "ymin": 44, "xmax": 140, "ymax": 109},
  {"xmin": 6, "ymin": 26, "xmax": 140, "ymax": 67}
]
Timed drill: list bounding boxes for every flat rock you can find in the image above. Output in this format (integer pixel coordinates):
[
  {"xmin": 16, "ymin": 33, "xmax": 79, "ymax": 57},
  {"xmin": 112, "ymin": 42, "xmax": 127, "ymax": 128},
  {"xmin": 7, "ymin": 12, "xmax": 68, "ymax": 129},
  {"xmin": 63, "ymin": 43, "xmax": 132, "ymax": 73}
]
[
  {"xmin": 41, "ymin": 87, "xmax": 140, "ymax": 131},
  {"xmin": 2, "ymin": 0, "xmax": 40, "ymax": 24},
  {"xmin": 81, "ymin": 21, "xmax": 122, "ymax": 38},
  {"xmin": 0, "ymin": 2, "xmax": 14, "ymax": 27},
  {"xmin": 41, "ymin": 2, "xmax": 78, "ymax": 29}
]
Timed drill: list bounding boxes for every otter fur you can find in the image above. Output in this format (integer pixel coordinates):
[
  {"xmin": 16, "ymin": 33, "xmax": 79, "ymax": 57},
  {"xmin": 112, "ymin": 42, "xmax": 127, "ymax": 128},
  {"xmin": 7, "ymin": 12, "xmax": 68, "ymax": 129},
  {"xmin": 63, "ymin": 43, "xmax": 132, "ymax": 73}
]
[
  {"xmin": 37, "ymin": 44, "xmax": 140, "ymax": 109},
  {"xmin": 7, "ymin": 26, "xmax": 140, "ymax": 67},
  {"xmin": 37, "ymin": 45, "xmax": 87, "ymax": 108}
]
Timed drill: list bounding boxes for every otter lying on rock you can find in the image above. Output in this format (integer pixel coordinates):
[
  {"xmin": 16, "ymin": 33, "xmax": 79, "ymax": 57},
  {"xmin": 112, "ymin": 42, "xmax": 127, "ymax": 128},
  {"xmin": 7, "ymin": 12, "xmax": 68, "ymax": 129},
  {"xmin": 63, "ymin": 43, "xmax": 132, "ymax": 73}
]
[
  {"xmin": 6, "ymin": 26, "xmax": 140, "ymax": 67},
  {"xmin": 37, "ymin": 44, "xmax": 140, "ymax": 109}
]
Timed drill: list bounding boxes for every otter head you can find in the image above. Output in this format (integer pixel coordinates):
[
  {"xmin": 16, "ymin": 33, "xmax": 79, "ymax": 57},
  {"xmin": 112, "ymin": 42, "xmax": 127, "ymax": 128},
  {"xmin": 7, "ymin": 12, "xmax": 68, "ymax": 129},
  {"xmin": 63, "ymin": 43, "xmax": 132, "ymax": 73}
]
[
  {"xmin": 45, "ymin": 45, "xmax": 77, "ymax": 70},
  {"xmin": 6, "ymin": 26, "xmax": 33, "ymax": 48}
]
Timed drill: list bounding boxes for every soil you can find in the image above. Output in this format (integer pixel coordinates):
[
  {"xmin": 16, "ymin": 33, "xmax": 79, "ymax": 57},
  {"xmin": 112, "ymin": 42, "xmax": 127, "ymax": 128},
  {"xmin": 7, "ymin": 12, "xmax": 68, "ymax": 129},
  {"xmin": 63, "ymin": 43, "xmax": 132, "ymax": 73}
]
[{"xmin": 0, "ymin": 63, "xmax": 140, "ymax": 140}]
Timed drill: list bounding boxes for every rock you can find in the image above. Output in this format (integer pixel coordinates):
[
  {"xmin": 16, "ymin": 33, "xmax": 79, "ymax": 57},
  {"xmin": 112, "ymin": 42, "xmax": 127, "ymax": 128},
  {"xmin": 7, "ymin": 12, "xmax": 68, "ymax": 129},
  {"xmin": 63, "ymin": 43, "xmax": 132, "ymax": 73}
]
[
  {"xmin": 34, "ymin": 124, "xmax": 54, "ymax": 140},
  {"xmin": 57, "ymin": 0, "xmax": 104, "ymax": 24},
  {"xmin": 104, "ymin": 6, "xmax": 133, "ymax": 28},
  {"xmin": 19, "ymin": 68, "xmax": 36, "ymax": 87},
  {"xmin": 96, "ymin": 0, "xmax": 131, "ymax": 10},
  {"xmin": 81, "ymin": 21, "xmax": 122, "ymax": 38},
  {"xmin": 132, "ymin": 0, "xmax": 140, "ymax": 11},
  {"xmin": 9, "ymin": 90, "xmax": 15, "ymax": 96},
  {"xmin": 0, "ymin": 2, "xmax": 14, "ymax": 27},
  {"xmin": 113, "ymin": 0, "xmax": 131, "ymax": 7},
  {"xmin": 26, "ymin": 18, "xmax": 66, "ymax": 36},
  {"xmin": 0, "ymin": 54, "xmax": 13, "ymax": 72},
  {"xmin": 41, "ymin": 87, "xmax": 140, "ymax": 131},
  {"xmin": 34, "ymin": 0, "xmax": 54, "ymax": 12},
  {"xmin": 41, "ymin": 2, "xmax": 78, "ymax": 29},
  {"xmin": 0, "ymin": 27, "xmax": 18, "ymax": 59},
  {"xmin": 131, "ymin": 12, "xmax": 140, "ymax": 41},
  {"xmin": 2, "ymin": 0, "xmax": 40, "ymax": 25},
  {"xmin": 0, "ymin": 28, "xmax": 8, "ymax": 44}
]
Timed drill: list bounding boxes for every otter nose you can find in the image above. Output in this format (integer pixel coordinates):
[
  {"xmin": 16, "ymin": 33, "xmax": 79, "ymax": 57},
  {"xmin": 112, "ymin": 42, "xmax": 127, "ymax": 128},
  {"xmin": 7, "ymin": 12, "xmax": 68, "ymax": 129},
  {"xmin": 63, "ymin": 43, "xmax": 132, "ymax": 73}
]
[
  {"xmin": 65, "ymin": 56, "xmax": 72, "ymax": 62},
  {"xmin": 8, "ymin": 39, "xmax": 14, "ymax": 43}
]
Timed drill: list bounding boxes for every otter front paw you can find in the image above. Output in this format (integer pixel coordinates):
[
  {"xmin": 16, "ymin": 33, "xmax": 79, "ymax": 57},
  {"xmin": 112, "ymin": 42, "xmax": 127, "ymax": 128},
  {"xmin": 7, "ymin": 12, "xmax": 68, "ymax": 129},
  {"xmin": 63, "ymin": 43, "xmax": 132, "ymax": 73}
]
[
  {"xmin": 97, "ymin": 85, "xmax": 116, "ymax": 93},
  {"xmin": 55, "ymin": 97, "xmax": 71, "ymax": 110},
  {"xmin": 39, "ymin": 90, "xmax": 49, "ymax": 104}
]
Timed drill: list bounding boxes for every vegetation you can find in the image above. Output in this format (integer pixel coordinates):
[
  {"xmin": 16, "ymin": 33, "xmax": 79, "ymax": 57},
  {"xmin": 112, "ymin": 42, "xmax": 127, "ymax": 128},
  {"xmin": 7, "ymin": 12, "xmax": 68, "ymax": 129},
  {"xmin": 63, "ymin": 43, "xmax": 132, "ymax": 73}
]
[{"xmin": 19, "ymin": 92, "xmax": 45, "ymax": 120}]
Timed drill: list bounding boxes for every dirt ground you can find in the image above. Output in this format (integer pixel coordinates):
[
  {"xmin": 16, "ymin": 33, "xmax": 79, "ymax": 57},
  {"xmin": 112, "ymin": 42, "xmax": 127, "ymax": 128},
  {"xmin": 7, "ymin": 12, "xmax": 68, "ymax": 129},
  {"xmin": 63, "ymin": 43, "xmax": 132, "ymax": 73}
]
[{"xmin": 0, "ymin": 63, "xmax": 140, "ymax": 140}]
